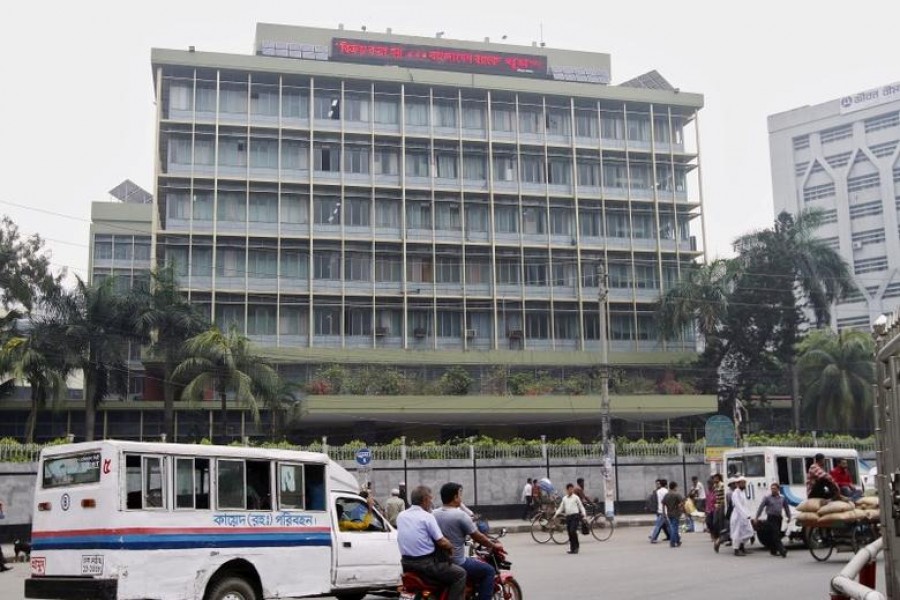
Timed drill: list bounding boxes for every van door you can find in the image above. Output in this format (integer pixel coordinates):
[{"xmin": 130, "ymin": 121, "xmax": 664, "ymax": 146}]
[{"xmin": 331, "ymin": 493, "xmax": 401, "ymax": 589}]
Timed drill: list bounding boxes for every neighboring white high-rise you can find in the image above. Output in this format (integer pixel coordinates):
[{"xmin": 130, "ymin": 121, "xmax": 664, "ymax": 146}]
[{"xmin": 769, "ymin": 82, "xmax": 900, "ymax": 330}]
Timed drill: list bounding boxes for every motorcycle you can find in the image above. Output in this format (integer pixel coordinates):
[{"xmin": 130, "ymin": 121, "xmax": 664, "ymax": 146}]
[{"xmin": 399, "ymin": 532, "xmax": 522, "ymax": 600}]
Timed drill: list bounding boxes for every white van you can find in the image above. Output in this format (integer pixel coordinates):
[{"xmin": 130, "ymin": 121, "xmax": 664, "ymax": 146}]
[
  {"xmin": 24, "ymin": 440, "xmax": 400, "ymax": 600},
  {"xmin": 722, "ymin": 446, "xmax": 861, "ymax": 536}
]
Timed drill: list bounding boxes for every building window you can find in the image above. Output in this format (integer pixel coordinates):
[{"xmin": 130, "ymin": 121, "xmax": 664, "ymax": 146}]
[
  {"xmin": 519, "ymin": 108, "xmax": 543, "ymax": 134},
  {"xmin": 792, "ymin": 135, "xmax": 810, "ymax": 151},
  {"xmin": 282, "ymin": 89, "xmax": 309, "ymax": 119},
  {"xmin": 375, "ymin": 257, "xmax": 402, "ymax": 282},
  {"xmin": 577, "ymin": 162, "xmax": 600, "ymax": 186},
  {"xmin": 344, "ymin": 95, "xmax": 370, "ymax": 122},
  {"xmin": 247, "ymin": 306, "xmax": 276, "ymax": 335},
  {"xmin": 436, "ymin": 311, "xmax": 461, "ymax": 337},
  {"xmin": 313, "ymin": 251, "xmax": 340, "ymax": 280},
  {"xmin": 344, "ymin": 308, "xmax": 372, "ymax": 336},
  {"xmin": 601, "ymin": 113, "xmax": 625, "ymax": 140},
  {"xmin": 491, "ymin": 107, "xmax": 514, "ymax": 132},
  {"xmin": 493, "ymin": 157, "xmax": 517, "ymax": 182},
  {"xmin": 345, "ymin": 198, "xmax": 370, "ymax": 226},
  {"xmin": 525, "ymin": 263, "xmax": 547, "ymax": 286},
  {"xmin": 405, "ymin": 100, "xmax": 429, "ymax": 126},
  {"xmin": 280, "ymin": 250, "xmax": 308, "ymax": 278},
  {"xmin": 462, "ymin": 102, "xmax": 485, "ymax": 129},
  {"xmin": 466, "ymin": 260, "xmax": 491, "ymax": 284},
  {"xmin": 344, "ymin": 146, "xmax": 370, "ymax": 174},
  {"xmin": 547, "ymin": 159, "xmax": 571, "ymax": 185},
  {"xmin": 406, "ymin": 201, "xmax": 431, "ymax": 229},
  {"xmin": 466, "ymin": 205, "xmax": 488, "ymax": 233},
  {"xmin": 250, "ymin": 139, "xmax": 278, "ymax": 169},
  {"xmin": 374, "ymin": 149, "xmax": 400, "ymax": 175},
  {"xmin": 463, "ymin": 155, "xmax": 486, "ymax": 180},
  {"xmin": 520, "ymin": 156, "xmax": 544, "ymax": 184},
  {"xmin": 405, "ymin": 152, "xmax": 430, "ymax": 177},
  {"xmin": 495, "ymin": 259, "xmax": 520, "ymax": 284},
  {"xmin": 434, "ymin": 101, "xmax": 458, "ymax": 128},
  {"xmin": 847, "ymin": 173, "xmax": 881, "ymax": 193},
  {"xmin": 576, "ymin": 112, "xmax": 599, "ymax": 138},
  {"xmin": 803, "ymin": 183, "xmax": 835, "ymax": 203},
  {"xmin": 494, "ymin": 206, "xmax": 518, "ymax": 233},
  {"xmin": 250, "ymin": 85, "xmax": 278, "ymax": 117},
  {"xmin": 435, "ymin": 256, "xmax": 461, "ymax": 283},
  {"xmin": 871, "ymin": 141, "xmax": 898, "ymax": 158},
  {"xmin": 522, "ymin": 206, "xmax": 546, "ymax": 234},
  {"xmin": 314, "ymin": 145, "xmax": 340, "ymax": 172},
  {"xmin": 248, "ymin": 250, "xmax": 277, "ymax": 279},
  {"xmin": 820, "ymin": 209, "xmax": 838, "ymax": 225},
  {"xmin": 375, "ymin": 199, "xmax": 401, "ymax": 227},
  {"xmin": 852, "ymin": 229, "xmax": 885, "ymax": 246},
  {"xmin": 550, "ymin": 207, "xmax": 574, "ymax": 235},
  {"xmin": 526, "ymin": 312, "xmax": 550, "ymax": 338},
  {"xmin": 864, "ymin": 112, "xmax": 899, "ymax": 133},
  {"xmin": 281, "ymin": 140, "xmax": 308, "ymax": 171},
  {"xmin": 280, "ymin": 306, "xmax": 308, "ymax": 336},
  {"xmin": 344, "ymin": 253, "xmax": 371, "ymax": 281},
  {"xmin": 314, "ymin": 197, "xmax": 341, "ymax": 225},
  {"xmin": 248, "ymin": 194, "xmax": 277, "ymax": 223},
  {"xmin": 314, "ymin": 307, "xmax": 340, "ymax": 335},
  {"xmin": 435, "ymin": 202, "xmax": 461, "ymax": 231},
  {"xmin": 854, "ymin": 256, "xmax": 889, "ymax": 274},
  {"xmin": 374, "ymin": 98, "xmax": 399, "ymax": 124},
  {"xmin": 435, "ymin": 153, "xmax": 458, "ymax": 179},
  {"xmin": 554, "ymin": 313, "xmax": 579, "ymax": 339},
  {"xmin": 546, "ymin": 109, "xmax": 571, "ymax": 136},
  {"xmin": 282, "ymin": 196, "xmax": 309, "ymax": 224},
  {"xmin": 406, "ymin": 257, "xmax": 433, "ymax": 283},
  {"xmin": 820, "ymin": 125, "xmax": 852, "ymax": 144},
  {"xmin": 849, "ymin": 200, "xmax": 883, "ymax": 219}
]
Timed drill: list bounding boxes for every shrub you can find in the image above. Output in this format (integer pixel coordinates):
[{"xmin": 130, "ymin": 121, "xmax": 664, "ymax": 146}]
[{"xmin": 439, "ymin": 366, "xmax": 473, "ymax": 395}]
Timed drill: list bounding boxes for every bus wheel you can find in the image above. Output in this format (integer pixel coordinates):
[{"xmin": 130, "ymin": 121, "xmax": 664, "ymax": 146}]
[{"xmin": 207, "ymin": 577, "xmax": 257, "ymax": 600}]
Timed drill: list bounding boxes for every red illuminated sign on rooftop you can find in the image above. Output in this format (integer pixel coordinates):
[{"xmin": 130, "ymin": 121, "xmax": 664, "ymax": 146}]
[{"xmin": 331, "ymin": 38, "xmax": 548, "ymax": 78}]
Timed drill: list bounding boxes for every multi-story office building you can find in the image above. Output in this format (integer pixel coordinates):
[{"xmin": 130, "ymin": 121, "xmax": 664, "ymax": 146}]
[
  {"xmin": 769, "ymin": 82, "xmax": 900, "ymax": 330},
  {"xmin": 1, "ymin": 24, "xmax": 715, "ymax": 442}
]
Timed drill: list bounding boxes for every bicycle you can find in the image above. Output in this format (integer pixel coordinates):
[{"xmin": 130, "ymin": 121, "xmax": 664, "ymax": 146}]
[{"xmin": 547, "ymin": 509, "xmax": 615, "ymax": 544}]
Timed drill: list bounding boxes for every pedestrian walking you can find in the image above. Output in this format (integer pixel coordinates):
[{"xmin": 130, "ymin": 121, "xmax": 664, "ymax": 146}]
[
  {"xmin": 648, "ymin": 479, "xmax": 671, "ymax": 543},
  {"xmin": 729, "ymin": 477, "xmax": 754, "ymax": 556},
  {"xmin": 398, "ymin": 481, "xmax": 410, "ymax": 509},
  {"xmin": 522, "ymin": 478, "xmax": 533, "ymax": 520},
  {"xmin": 690, "ymin": 475, "xmax": 706, "ymax": 512},
  {"xmin": 755, "ymin": 483, "xmax": 790, "ymax": 558},
  {"xmin": 383, "ymin": 488, "xmax": 406, "ymax": 528},
  {"xmin": 553, "ymin": 483, "xmax": 587, "ymax": 555},
  {"xmin": 662, "ymin": 482, "xmax": 684, "ymax": 548},
  {"xmin": 0, "ymin": 499, "xmax": 10, "ymax": 572}
]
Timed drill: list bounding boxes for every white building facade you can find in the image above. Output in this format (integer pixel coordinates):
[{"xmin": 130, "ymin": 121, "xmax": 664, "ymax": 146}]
[{"xmin": 769, "ymin": 82, "xmax": 900, "ymax": 330}]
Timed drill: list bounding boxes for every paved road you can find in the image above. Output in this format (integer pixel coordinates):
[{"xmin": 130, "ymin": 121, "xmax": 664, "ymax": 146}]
[{"xmin": 0, "ymin": 528, "xmax": 887, "ymax": 600}]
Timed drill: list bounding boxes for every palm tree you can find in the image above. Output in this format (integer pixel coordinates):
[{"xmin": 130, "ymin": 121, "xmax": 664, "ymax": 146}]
[
  {"xmin": 135, "ymin": 266, "xmax": 208, "ymax": 441},
  {"xmin": 656, "ymin": 258, "xmax": 736, "ymax": 347},
  {"xmin": 0, "ymin": 321, "xmax": 71, "ymax": 443},
  {"xmin": 797, "ymin": 329, "xmax": 874, "ymax": 433},
  {"xmin": 46, "ymin": 277, "xmax": 141, "ymax": 441},
  {"xmin": 734, "ymin": 209, "xmax": 856, "ymax": 327},
  {"xmin": 173, "ymin": 325, "xmax": 280, "ymax": 443}
]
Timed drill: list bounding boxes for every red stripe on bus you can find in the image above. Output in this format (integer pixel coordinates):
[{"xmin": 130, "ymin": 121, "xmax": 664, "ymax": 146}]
[{"xmin": 32, "ymin": 526, "xmax": 332, "ymax": 538}]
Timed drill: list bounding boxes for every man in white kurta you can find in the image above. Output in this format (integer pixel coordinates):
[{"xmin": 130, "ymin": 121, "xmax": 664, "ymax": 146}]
[{"xmin": 729, "ymin": 477, "xmax": 754, "ymax": 556}]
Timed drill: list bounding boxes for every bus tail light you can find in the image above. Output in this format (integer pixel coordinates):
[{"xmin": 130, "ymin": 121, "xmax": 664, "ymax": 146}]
[
  {"xmin": 37, "ymin": 502, "xmax": 52, "ymax": 511},
  {"xmin": 81, "ymin": 499, "xmax": 97, "ymax": 508}
]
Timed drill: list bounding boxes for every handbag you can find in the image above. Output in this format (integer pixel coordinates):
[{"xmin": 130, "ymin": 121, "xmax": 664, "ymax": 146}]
[{"xmin": 580, "ymin": 517, "xmax": 589, "ymax": 536}]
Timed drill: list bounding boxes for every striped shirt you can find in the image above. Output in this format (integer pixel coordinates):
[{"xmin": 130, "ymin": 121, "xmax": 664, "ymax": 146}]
[{"xmin": 714, "ymin": 482, "xmax": 726, "ymax": 511}]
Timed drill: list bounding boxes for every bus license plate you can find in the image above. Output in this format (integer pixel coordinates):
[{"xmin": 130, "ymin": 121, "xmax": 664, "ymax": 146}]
[{"xmin": 81, "ymin": 555, "xmax": 104, "ymax": 576}]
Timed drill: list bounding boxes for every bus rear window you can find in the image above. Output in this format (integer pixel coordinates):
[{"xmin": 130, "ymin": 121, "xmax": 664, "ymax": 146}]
[{"xmin": 43, "ymin": 453, "xmax": 102, "ymax": 488}]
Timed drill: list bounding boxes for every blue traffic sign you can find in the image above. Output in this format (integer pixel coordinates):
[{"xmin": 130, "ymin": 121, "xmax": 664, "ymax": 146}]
[{"xmin": 355, "ymin": 448, "xmax": 373, "ymax": 466}]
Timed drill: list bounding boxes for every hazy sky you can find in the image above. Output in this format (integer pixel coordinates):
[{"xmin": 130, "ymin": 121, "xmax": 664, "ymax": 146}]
[{"xmin": 1, "ymin": 1, "xmax": 898, "ymax": 281}]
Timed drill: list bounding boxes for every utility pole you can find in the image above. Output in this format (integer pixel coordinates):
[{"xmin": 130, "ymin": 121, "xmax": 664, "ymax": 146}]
[{"xmin": 596, "ymin": 263, "xmax": 614, "ymax": 516}]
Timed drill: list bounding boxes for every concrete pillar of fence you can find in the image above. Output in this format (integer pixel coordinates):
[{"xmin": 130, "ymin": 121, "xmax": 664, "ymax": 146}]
[{"xmin": 322, "ymin": 436, "xmax": 328, "ymax": 456}]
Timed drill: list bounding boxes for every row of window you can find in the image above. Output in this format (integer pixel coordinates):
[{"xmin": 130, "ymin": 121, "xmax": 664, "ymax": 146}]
[
  {"xmin": 164, "ymin": 248, "xmax": 679, "ymax": 287},
  {"xmin": 795, "ymin": 145, "xmax": 900, "ymax": 176},
  {"xmin": 793, "ymin": 111, "xmax": 900, "ymax": 152},
  {"xmin": 854, "ymin": 255, "xmax": 889, "ymax": 274},
  {"xmin": 164, "ymin": 193, "xmax": 690, "ymax": 238},
  {"xmin": 93, "ymin": 235, "xmax": 152, "ymax": 262},
  {"xmin": 165, "ymin": 137, "xmax": 689, "ymax": 190},
  {"xmin": 121, "ymin": 453, "xmax": 326, "ymax": 512},
  {"xmin": 165, "ymin": 81, "xmax": 687, "ymax": 144},
  {"xmin": 207, "ymin": 305, "xmax": 660, "ymax": 341}
]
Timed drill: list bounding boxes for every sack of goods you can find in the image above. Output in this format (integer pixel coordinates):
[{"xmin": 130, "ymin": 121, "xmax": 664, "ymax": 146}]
[
  {"xmin": 855, "ymin": 496, "xmax": 879, "ymax": 509},
  {"xmin": 797, "ymin": 498, "xmax": 826, "ymax": 513},
  {"xmin": 795, "ymin": 511, "xmax": 820, "ymax": 524},
  {"xmin": 817, "ymin": 501, "xmax": 855, "ymax": 516},
  {"xmin": 819, "ymin": 509, "xmax": 868, "ymax": 524}
]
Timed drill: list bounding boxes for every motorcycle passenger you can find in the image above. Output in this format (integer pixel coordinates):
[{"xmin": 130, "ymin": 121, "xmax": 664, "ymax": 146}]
[
  {"xmin": 396, "ymin": 485, "xmax": 466, "ymax": 600},
  {"xmin": 434, "ymin": 482, "xmax": 504, "ymax": 600}
]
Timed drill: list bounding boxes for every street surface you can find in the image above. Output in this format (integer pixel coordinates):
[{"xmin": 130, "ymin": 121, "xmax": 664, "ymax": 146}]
[{"xmin": 0, "ymin": 527, "xmax": 886, "ymax": 600}]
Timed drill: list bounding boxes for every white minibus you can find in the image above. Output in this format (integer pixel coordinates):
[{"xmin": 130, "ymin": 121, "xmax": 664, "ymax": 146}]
[
  {"xmin": 24, "ymin": 440, "xmax": 400, "ymax": 600},
  {"xmin": 722, "ymin": 446, "xmax": 861, "ymax": 536}
]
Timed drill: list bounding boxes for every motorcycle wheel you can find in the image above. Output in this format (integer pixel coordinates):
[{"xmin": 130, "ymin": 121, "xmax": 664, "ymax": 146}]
[{"xmin": 494, "ymin": 578, "xmax": 523, "ymax": 600}]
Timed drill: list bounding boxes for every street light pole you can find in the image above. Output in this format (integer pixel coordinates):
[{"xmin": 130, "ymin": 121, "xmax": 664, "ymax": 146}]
[{"xmin": 596, "ymin": 263, "xmax": 614, "ymax": 516}]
